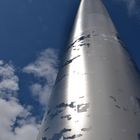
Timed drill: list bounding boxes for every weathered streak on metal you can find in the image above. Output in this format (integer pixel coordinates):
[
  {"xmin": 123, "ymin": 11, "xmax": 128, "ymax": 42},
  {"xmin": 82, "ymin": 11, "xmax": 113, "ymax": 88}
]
[{"xmin": 37, "ymin": 0, "xmax": 140, "ymax": 139}]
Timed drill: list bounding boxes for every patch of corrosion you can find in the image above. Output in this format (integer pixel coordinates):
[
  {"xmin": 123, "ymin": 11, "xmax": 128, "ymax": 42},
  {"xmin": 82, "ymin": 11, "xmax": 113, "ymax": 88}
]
[
  {"xmin": 79, "ymin": 96, "xmax": 84, "ymax": 99},
  {"xmin": 62, "ymin": 55, "xmax": 81, "ymax": 67},
  {"xmin": 47, "ymin": 109, "xmax": 51, "ymax": 115},
  {"xmin": 86, "ymin": 43, "xmax": 90, "ymax": 47},
  {"xmin": 109, "ymin": 96, "xmax": 117, "ymax": 102},
  {"xmin": 61, "ymin": 114, "xmax": 72, "ymax": 120},
  {"xmin": 109, "ymin": 96, "xmax": 130, "ymax": 112},
  {"xmin": 63, "ymin": 134, "xmax": 83, "ymax": 139},
  {"xmin": 44, "ymin": 127, "xmax": 49, "ymax": 132},
  {"xmin": 48, "ymin": 128, "xmax": 71, "ymax": 140},
  {"xmin": 81, "ymin": 126, "xmax": 92, "ymax": 132},
  {"xmin": 116, "ymin": 34, "xmax": 126, "ymax": 48},
  {"xmin": 79, "ymin": 43, "xmax": 90, "ymax": 46},
  {"xmin": 115, "ymin": 105, "xmax": 121, "ymax": 109},
  {"xmin": 63, "ymin": 135, "xmax": 76, "ymax": 139},
  {"xmin": 66, "ymin": 34, "xmax": 91, "ymax": 51},
  {"xmin": 55, "ymin": 74, "xmax": 67, "ymax": 85},
  {"xmin": 77, "ymin": 103, "xmax": 90, "ymax": 113},
  {"xmin": 123, "ymin": 107, "xmax": 128, "ymax": 111},
  {"xmin": 56, "ymin": 102, "xmax": 76, "ymax": 109}
]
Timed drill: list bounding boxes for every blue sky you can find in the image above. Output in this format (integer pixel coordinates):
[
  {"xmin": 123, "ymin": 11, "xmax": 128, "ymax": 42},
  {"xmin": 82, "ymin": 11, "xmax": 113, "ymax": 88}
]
[{"xmin": 0, "ymin": 0, "xmax": 139, "ymax": 139}]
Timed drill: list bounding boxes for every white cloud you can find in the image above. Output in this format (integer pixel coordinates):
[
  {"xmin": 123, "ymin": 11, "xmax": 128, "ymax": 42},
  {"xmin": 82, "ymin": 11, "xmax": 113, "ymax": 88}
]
[
  {"xmin": 0, "ymin": 98, "xmax": 39, "ymax": 140},
  {"xmin": 30, "ymin": 83, "xmax": 52, "ymax": 105},
  {"xmin": 0, "ymin": 60, "xmax": 39, "ymax": 140},
  {"xmin": 23, "ymin": 48, "xmax": 59, "ymax": 105},
  {"xmin": 0, "ymin": 61, "xmax": 19, "ymax": 98},
  {"xmin": 14, "ymin": 124, "xmax": 38, "ymax": 140}
]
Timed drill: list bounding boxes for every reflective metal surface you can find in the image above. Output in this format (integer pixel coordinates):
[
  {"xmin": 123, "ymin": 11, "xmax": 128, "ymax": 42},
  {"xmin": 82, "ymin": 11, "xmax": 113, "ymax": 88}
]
[{"xmin": 37, "ymin": 0, "xmax": 140, "ymax": 139}]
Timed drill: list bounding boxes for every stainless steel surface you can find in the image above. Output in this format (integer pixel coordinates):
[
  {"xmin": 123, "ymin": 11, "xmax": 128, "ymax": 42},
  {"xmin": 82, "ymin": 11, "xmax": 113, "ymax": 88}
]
[{"xmin": 37, "ymin": 0, "xmax": 140, "ymax": 139}]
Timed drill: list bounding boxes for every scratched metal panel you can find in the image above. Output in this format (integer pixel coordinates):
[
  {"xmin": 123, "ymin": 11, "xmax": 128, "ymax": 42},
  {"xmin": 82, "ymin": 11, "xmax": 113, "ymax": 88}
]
[{"xmin": 37, "ymin": 0, "xmax": 140, "ymax": 140}]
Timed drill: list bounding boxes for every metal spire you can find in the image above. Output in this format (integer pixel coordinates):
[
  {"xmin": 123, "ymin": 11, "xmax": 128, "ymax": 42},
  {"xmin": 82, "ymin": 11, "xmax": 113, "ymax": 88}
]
[{"xmin": 37, "ymin": 0, "xmax": 140, "ymax": 139}]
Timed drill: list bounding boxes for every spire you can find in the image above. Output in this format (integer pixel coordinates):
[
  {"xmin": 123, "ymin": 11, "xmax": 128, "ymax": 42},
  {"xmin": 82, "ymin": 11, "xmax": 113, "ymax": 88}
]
[
  {"xmin": 70, "ymin": 0, "xmax": 116, "ymax": 40},
  {"xmin": 37, "ymin": 0, "xmax": 140, "ymax": 140}
]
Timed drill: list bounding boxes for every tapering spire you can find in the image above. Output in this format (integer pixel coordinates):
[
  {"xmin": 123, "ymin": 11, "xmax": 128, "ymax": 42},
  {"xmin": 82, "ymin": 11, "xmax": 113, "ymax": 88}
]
[
  {"xmin": 70, "ymin": 0, "xmax": 116, "ymax": 40},
  {"xmin": 37, "ymin": 0, "xmax": 140, "ymax": 140}
]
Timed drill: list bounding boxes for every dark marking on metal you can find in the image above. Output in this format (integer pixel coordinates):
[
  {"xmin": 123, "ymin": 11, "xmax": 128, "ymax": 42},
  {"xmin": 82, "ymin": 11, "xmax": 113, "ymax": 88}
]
[
  {"xmin": 79, "ymin": 43, "xmax": 90, "ymax": 48},
  {"xmin": 66, "ymin": 34, "xmax": 91, "ymax": 52},
  {"xmin": 116, "ymin": 34, "xmax": 127, "ymax": 48},
  {"xmin": 70, "ymin": 40, "xmax": 77, "ymax": 47},
  {"xmin": 63, "ymin": 135, "xmax": 76, "ymax": 139},
  {"xmin": 63, "ymin": 134, "xmax": 83, "ymax": 139},
  {"xmin": 136, "ymin": 97, "xmax": 140, "ymax": 108},
  {"xmin": 87, "ymin": 43, "xmax": 90, "ymax": 47},
  {"xmin": 55, "ymin": 74, "xmax": 67, "ymax": 85},
  {"xmin": 115, "ymin": 105, "xmax": 121, "ymax": 109},
  {"xmin": 123, "ymin": 107, "xmax": 128, "ymax": 111},
  {"xmin": 79, "ymin": 43, "xmax": 86, "ymax": 46},
  {"xmin": 69, "ymin": 102, "xmax": 76, "ymax": 108},
  {"xmin": 63, "ymin": 55, "xmax": 81, "ymax": 67},
  {"xmin": 78, "ymin": 34, "xmax": 90, "ymax": 42},
  {"xmin": 77, "ymin": 34, "xmax": 90, "ymax": 43},
  {"xmin": 81, "ymin": 126, "xmax": 92, "ymax": 132},
  {"xmin": 79, "ymin": 96, "xmax": 84, "ymax": 99},
  {"xmin": 134, "ymin": 111, "xmax": 137, "ymax": 115},
  {"xmin": 65, "ymin": 41, "xmax": 77, "ymax": 52},
  {"xmin": 61, "ymin": 114, "xmax": 72, "ymax": 120},
  {"xmin": 62, "ymin": 128, "xmax": 72, "ymax": 132},
  {"xmin": 56, "ymin": 102, "xmax": 76, "ymax": 109},
  {"xmin": 47, "ymin": 109, "xmax": 51, "ymax": 115},
  {"xmin": 76, "ymin": 134, "xmax": 83, "ymax": 138},
  {"xmin": 56, "ymin": 103, "xmax": 68, "ymax": 108},
  {"xmin": 44, "ymin": 127, "xmax": 49, "ymax": 132},
  {"xmin": 87, "ymin": 34, "xmax": 90, "ymax": 38},
  {"xmin": 110, "ymin": 96, "xmax": 117, "ymax": 102},
  {"xmin": 77, "ymin": 103, "xmax": 90, "ymax": 113}
]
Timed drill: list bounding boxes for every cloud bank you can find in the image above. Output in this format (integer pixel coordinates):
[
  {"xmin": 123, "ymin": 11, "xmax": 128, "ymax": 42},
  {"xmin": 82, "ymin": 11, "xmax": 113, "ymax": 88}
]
[
  {"xmin": 0, "ymin": 48, "xmax": 59, "ymax": 140},
  {"xmin": 23, "ymin": 48, "xmax": 59, "ymax": 106},
  {"xmin": 0, "ymin": 61, "xmax": 39, "ymax": 140}
]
